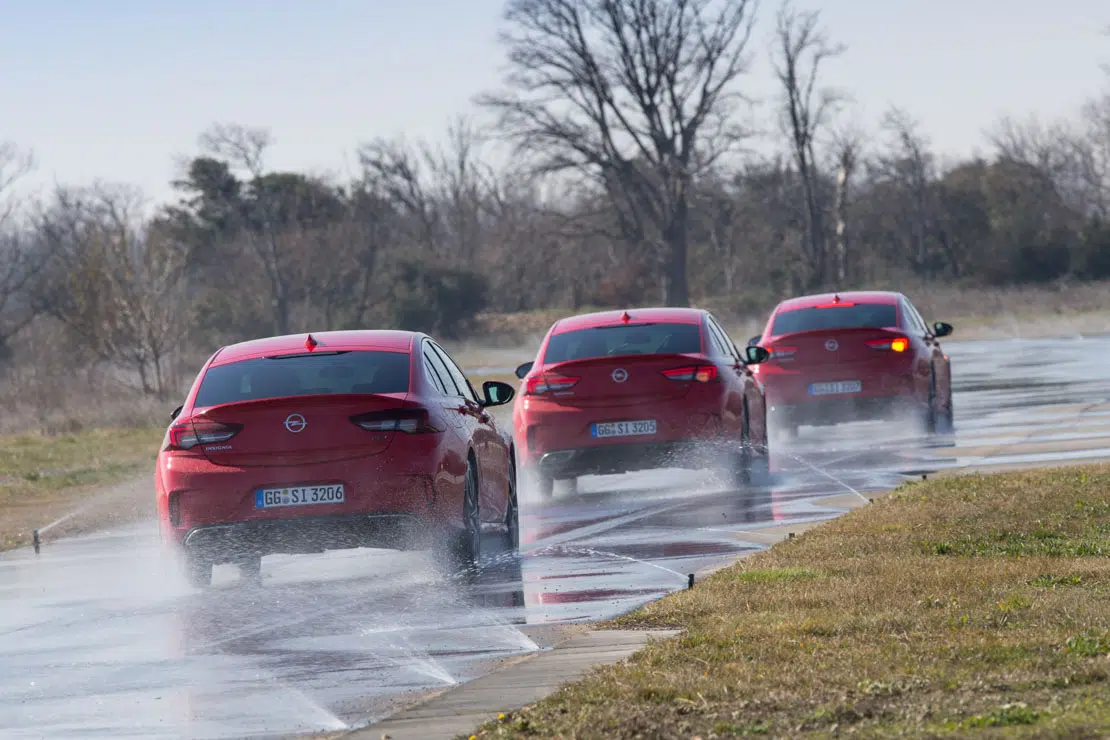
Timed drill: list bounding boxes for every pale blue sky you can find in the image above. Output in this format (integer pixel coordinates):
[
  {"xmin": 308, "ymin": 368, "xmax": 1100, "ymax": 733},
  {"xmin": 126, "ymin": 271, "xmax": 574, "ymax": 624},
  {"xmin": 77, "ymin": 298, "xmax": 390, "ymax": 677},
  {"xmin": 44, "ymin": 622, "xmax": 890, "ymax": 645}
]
[{"xmin": 1, "ymin": 0, "xmax": 1107, "ymax": 206}]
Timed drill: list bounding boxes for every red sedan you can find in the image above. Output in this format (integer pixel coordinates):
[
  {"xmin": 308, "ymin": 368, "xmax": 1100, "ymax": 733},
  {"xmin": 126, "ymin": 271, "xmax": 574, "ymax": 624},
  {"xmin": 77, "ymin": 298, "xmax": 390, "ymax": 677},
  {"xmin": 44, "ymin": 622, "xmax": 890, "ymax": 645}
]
[
  {"xmin": 512, "ymin": 308, "xmax": 771, "ymax": 497},
  {"xmin": 749, "ymin": 291, "xmax": 954, "ymax": 436},
  {"xmin": 155, "ymin": 330, "xmax": 518, "ymax": 587}
]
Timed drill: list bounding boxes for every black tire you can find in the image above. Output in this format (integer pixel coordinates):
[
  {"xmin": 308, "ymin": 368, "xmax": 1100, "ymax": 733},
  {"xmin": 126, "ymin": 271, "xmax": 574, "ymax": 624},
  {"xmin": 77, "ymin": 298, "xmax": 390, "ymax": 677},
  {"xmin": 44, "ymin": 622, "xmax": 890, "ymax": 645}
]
[
  {"xmin": 450, "ymin": 456, "xmax": 482, "ymax": 567},
  {"xmin": 185, "ymin": 550, "xmax": 212, "ymax": 588},
  {"xmin": 922, "ymin": 370, "xmax": 939, "ymax": 434},
  {"xmin": 730, "ymin": 405, "xmax": 754, "ymax": 488},
  {"xmin": 237, "ymin": 554, "xmax": 262, "ymax": 585},
  {"xmin": 939, "ymin": 392, "xmax": 955, "ymax": 433},
  {"xmin": 505, "ymin": 455, "xmax": 520, "ymax": 551}
]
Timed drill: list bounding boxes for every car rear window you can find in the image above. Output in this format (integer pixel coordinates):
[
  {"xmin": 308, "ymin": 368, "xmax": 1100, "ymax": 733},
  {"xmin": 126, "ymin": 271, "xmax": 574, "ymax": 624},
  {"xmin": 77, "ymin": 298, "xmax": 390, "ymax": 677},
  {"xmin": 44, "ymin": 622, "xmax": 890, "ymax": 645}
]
[
  {"xmin": 543, "ymin": 323, "xmax": 702, "ymax": 364},
  {"xmin": 771, "ymin": 303, "xmax": 899, "ymax": 336},
  {"xmin": 195, "ymin": 351, "xmax": 410, "ymax": 407}
]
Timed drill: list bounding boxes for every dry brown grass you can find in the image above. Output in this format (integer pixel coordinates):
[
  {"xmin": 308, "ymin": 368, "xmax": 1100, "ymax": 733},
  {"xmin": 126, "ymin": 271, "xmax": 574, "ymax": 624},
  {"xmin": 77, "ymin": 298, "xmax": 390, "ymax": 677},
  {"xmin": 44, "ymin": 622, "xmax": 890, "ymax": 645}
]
[
  {"xmin": 464, "ymin": 279, "xmax": 1110, "ymax": 351},
  {"xmin": 470, "ymin": 465, "xmax": 1110, "ymax": 738},
  {"xmin": 0, "ymin": 427, "xmax": 163, "ymax": 550}
]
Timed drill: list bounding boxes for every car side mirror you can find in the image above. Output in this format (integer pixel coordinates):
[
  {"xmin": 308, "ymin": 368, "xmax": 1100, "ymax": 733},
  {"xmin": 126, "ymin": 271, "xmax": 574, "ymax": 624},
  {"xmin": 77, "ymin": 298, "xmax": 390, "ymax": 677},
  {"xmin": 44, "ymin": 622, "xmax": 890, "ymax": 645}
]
[
  {"xmin": 744, "ymin": 346, "xmax": 770, "ymax": 365},
  {"xmin": 747, "ymin": 335, "xmax": 762, "ymax": 347},
  {"xmin": 514, "ymin": 361, "xmax": 534, "ymax": 380},
  {"xmin": 170, "ymin": 405, "xmax": 183, "ymax": 420},
  {"xmin": 481, "ymin": 380, "xmax": 516, "ymax": 407},
  {"xmin": 933, "ymin": 322, "xmax": 954, "ymax": 338}
]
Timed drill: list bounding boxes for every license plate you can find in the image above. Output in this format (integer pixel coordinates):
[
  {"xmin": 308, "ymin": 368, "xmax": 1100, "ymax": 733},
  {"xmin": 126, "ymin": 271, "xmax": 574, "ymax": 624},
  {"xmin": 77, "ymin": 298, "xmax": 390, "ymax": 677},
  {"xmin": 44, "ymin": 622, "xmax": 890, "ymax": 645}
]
[
  {"xmin": 255, "ymin": 484, "xmax": 345, "ymax": 509},
  {"xmin": 591, "ymin": 420, "xmax": 657, "ymax": 438},
  {"xmin": 809, "ymin": 380, "xmax": 862, "ymax": 396}
]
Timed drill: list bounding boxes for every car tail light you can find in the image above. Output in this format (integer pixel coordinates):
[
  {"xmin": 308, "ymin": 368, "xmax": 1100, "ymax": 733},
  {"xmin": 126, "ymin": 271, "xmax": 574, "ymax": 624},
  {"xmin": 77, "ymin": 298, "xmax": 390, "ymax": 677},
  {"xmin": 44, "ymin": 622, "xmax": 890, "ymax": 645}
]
[
  {"xmin": 525, "ymin": 374, "xmax": 580, "ymax": 395},
  {"xmin": 350, "ymin": 408, "xmax": 442, "ymax": 433},
  {"xmin": 661, "ymin": 365, "xmax": 719, "ymax": 382},
  {"xmin": 867, "ymin": 337, "xmax": 909, "ymax": 352},
  {"xmin": 162, "ymin": 419, "xmax": 242, "ymax": 451},
  {"xmin": 765, "ymin": 345, "xmax": 797, "ymax": 361}
]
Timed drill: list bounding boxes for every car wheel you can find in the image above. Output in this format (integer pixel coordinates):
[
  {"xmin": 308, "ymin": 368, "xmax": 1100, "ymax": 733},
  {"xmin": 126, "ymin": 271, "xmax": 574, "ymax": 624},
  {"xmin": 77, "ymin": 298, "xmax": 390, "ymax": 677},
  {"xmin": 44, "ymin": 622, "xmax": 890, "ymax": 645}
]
[
  {"xmin": 450, "ymin": 456, "xmax": 482, "ymax": 567},
  {"xmin": 937, "ymin": 387, "xmax": 955, "ymax": 434},
  {"xmin": 730, "ymin": 407, "xmax": 754, "ymax": 488},
  {"xmin": 185, "ymin": 549, "xmax": 212, "ymax": 588},
  {"xmin": 922, "ymin": 370, "xmax": 939, "ymax": 434},
  {"xmin": 237, "ymin": 554, "xmax": 262, "ymax": 585},
  {"xmin": 505, "ymin": 455, "xmax": 520, "ymax": 551}
]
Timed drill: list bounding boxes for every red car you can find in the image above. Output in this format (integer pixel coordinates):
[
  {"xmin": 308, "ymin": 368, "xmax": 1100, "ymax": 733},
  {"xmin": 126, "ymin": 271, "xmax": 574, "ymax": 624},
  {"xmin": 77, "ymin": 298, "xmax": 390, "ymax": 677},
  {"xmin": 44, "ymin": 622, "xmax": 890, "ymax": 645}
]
[
  {"xmin": 512, "ymin": 308, "xmax": 771, "ymax": 497},
  {"xmin": 749, "ymin": 291, "xmax": 954, "ymax": 436},
  {"xmin": 155, "ymin": 330, "xmax": 518, "ymax": 587}
]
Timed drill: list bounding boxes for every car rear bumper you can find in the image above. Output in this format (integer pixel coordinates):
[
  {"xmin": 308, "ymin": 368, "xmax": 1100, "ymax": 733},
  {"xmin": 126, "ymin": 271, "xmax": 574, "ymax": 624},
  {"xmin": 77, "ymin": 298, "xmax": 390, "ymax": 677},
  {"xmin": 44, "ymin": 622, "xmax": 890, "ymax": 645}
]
[
  {"xmin": 180, "ymin": 512, "xmax": 430, "ymax": 562},
  {"xmin": 769, "ymin": 394, "xmax": 922, "ymax": 427},
  {"xmin": 537, "ymin": 438, "xmax": 737, "ymax": 478}
]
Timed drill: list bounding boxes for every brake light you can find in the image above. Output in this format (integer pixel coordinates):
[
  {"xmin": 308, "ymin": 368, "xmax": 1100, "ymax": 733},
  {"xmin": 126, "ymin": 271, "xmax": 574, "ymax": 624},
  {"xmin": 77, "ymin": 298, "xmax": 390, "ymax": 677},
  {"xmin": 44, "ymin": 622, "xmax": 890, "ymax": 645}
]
[
  {"xmin": 350, "ymin": 408, "xmax": 442, "ymax": 433},
  {"xmin": 162, "ymin": 419, "xmax": 242, "ymax": 451},
  {"xmin": 766, "ymin": 346, "xmax": 797, "ymax": 361},
  {"xmin": 525, "ymin": 374, "xmax": 580, "ymax": 395},
  {"xmin": 867, "ymin": 337, "xmax": 909, "ymax": 352},
  {"xmin": 661, "ymin": 365, "xmax": 718, "ymax": 382},
  {"xmin": 815, "ymin": 301, "xmax": 856, "ymax": 308}
]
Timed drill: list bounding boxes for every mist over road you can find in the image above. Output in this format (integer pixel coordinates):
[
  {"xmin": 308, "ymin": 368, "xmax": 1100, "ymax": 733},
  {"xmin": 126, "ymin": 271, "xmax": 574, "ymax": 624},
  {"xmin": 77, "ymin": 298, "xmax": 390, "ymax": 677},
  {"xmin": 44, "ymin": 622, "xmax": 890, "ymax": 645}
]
[{"xmin": 2, "ymin": 335, "xmax": 1110, "ymax": 739}]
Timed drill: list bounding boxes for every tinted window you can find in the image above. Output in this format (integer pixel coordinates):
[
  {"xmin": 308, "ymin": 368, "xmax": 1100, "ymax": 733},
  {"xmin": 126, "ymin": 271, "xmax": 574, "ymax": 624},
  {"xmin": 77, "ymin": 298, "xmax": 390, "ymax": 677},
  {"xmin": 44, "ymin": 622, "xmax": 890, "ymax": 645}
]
[
  {"xmin": 706, "ymin": 317, "xmax": 738, "ymax": 360},
  {"xmin": 195, "ymin": 351, "xmax": 409, "ymax": 407},
  {"xmin": 771, "ymin": 303, "xmax": 899, "ymax": 336},
  {"xmin": 423, "ymin": 343, "xmax": 460, "ymax": 396},
  {"xmin": 422, "ymin": 348, "xmax": 449, "ymax": 395},
  {"xmin": 430, "ymin": 343, "xmax": 478, "ymax": 403},
  {"xmin": 543, "ymin": 323, "xmax": 703, "ymax": 364},
  {"xmin": 901, "ymin": 300, "xmax": 926, "ymax": 334}
]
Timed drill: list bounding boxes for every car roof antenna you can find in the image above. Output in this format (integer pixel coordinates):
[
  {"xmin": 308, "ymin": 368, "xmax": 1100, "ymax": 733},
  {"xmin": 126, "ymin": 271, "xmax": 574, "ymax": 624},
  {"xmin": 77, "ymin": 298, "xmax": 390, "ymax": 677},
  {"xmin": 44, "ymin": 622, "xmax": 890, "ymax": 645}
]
[
  {"xmin": 304, "ymin": 334, "xmax": 318, "ymax": 351},
  {"xmin": 620, "ymin": 310, "xmax": 632, "ymax": 324}
]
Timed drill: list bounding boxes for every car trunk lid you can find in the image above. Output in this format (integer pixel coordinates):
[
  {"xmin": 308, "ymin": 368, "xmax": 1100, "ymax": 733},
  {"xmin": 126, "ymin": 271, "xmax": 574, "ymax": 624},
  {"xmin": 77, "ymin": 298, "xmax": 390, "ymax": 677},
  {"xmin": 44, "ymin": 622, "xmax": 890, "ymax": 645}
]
[
  {"xmin": 189, "ymin": 393, "xmax": 412, "ymax": 468},
  {"xmin": 531, "ymin": 354, "xmax": 708, "ymax": 408}
]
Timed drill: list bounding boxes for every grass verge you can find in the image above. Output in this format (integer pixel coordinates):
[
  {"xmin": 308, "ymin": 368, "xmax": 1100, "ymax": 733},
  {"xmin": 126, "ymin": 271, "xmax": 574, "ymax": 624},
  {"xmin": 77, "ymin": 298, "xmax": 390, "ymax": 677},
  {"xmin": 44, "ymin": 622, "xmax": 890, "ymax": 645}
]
[
  {"xmin": 470, "ymin": 465, "xmax": 1110, "ymax": 738},
  {"xmin": 0, "ymin": 426, "xmax": 164, "ymax": 551}
]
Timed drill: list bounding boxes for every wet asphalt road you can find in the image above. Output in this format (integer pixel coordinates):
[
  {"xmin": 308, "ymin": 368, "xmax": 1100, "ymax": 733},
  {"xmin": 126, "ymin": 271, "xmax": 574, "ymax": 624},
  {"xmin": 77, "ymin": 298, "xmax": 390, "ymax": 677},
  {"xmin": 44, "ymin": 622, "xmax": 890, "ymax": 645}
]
[{"xmin": 3, "ymin": 336, "xmax": 1110, "ymax": 739}]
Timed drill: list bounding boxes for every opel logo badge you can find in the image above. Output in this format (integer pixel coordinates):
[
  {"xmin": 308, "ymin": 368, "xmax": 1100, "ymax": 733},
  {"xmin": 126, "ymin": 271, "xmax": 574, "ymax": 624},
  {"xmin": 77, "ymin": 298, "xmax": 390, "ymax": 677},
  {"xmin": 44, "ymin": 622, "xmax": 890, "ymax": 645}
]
[
  {"xmin": 611, "ymin": 368, "xmax": 628, "ymax": 383},
  {"xmin": 284, "ymin": 413, "xmax": 307, "ymax": 433},
  {"xmin": 825, "ymin": 339, "xmax": 839, "ymax": 351}
]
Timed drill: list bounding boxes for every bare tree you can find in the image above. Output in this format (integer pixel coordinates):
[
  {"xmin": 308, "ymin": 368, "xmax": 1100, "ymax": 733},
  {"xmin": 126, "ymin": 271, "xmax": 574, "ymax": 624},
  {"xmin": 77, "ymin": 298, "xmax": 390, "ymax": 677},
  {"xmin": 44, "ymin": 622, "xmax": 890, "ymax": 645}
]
[
  {"xmin": 877, "ymin": 107, "xmax": 936, "ymax": 271},
  {"xmin": 772, "ymin": 1, "xmax": 845, "ymax": 288},
  {"xmin": 479, "ymin": 0, "xmax": 758, "ymax": 306},
  {"xmin": 358, "ymin": 117, "xmax": 496, "ymax": 261},
  {"xmin": 0, "ymin": 143, "xmax": 48, "ymax": 354},
  {"xmin": 34, "ymin": 185, "xmax": 190, "ymax": 397},
  {"xmin": 830, "ymin": 124, "xmax": 862, "ymax": 284},
  {"xmin": 199, "ymin": 123, "xmax": 295, "ymax": 335}
]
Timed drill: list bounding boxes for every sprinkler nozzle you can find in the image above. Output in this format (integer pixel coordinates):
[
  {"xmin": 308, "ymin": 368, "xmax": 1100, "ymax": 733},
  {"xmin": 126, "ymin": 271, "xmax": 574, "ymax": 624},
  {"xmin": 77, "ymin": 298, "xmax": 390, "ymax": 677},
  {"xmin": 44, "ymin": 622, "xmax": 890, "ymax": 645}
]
[
  {"xmin": 787, "ymin": 532, "xmax": 795, "ymax": 539},
  {"xmin": 687, "ymin": 573, "xmax": 695, "ymax": 589},
  {"xmin": 32, "ymin": 529, "xmax": 40, "ymax": 555}
]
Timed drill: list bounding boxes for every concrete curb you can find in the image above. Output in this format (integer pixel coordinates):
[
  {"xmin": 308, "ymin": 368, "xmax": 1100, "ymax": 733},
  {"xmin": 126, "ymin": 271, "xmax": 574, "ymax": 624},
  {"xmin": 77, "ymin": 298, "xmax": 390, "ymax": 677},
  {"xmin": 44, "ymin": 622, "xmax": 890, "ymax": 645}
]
[{"xmin": 335, "ymin": 629, "xmax": 682, "ymax": 740}]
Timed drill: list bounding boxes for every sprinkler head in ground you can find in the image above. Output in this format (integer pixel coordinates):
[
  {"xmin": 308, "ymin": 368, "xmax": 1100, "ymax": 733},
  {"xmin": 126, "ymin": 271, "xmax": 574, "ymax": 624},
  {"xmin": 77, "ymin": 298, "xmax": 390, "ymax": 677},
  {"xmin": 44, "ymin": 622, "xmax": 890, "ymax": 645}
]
[
  {"xmin": 32, "ymin": 529, "xmax": 40, "ymax": 554},
  {"xmin": 687, "ymin": 573, "xmax": 695, "ymax": 589}
]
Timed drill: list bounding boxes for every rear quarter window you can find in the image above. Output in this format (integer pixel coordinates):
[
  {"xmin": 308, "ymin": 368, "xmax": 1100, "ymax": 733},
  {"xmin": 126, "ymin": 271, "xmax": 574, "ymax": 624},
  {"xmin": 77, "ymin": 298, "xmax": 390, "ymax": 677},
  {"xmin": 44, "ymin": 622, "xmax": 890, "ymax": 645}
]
[
  {"xmin": 194, "ymin": 351, "xmax": 410, "ymax": 407},
  {"xmin": 771, "ymin": 303, "xmax": 899, "ymax": 336},
  {"xmin": 543, "ymin": 322, "xmax": 702, "ymax": 364}
]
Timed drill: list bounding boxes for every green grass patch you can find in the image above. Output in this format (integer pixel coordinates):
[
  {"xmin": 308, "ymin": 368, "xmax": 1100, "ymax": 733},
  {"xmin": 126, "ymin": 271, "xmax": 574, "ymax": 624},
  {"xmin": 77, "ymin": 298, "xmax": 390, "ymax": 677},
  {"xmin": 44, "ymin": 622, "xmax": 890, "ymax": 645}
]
[
  {"xmin": 0, "ymin": 426, "xmax": 164, "ymax": 550},
  {"xmin": 468, "ymin": 465, "xmax": 1110, "ymax": 738}
]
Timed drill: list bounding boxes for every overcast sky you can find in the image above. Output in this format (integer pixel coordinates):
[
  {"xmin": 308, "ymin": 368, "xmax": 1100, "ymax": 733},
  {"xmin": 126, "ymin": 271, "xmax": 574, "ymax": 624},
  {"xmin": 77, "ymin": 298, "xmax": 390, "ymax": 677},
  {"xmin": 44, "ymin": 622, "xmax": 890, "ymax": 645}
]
[{"xmin": 2, "ymin": 0, "xmax": 1107, "ymax": 206}]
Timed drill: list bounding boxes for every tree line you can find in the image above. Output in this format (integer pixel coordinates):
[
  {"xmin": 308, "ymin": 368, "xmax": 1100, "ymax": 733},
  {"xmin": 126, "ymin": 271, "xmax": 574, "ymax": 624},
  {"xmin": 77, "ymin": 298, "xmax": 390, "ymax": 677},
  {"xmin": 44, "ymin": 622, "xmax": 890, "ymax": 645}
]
[{"xmin": 1, "ymin": 0, "xmax": 1109, "ymax": 399}]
